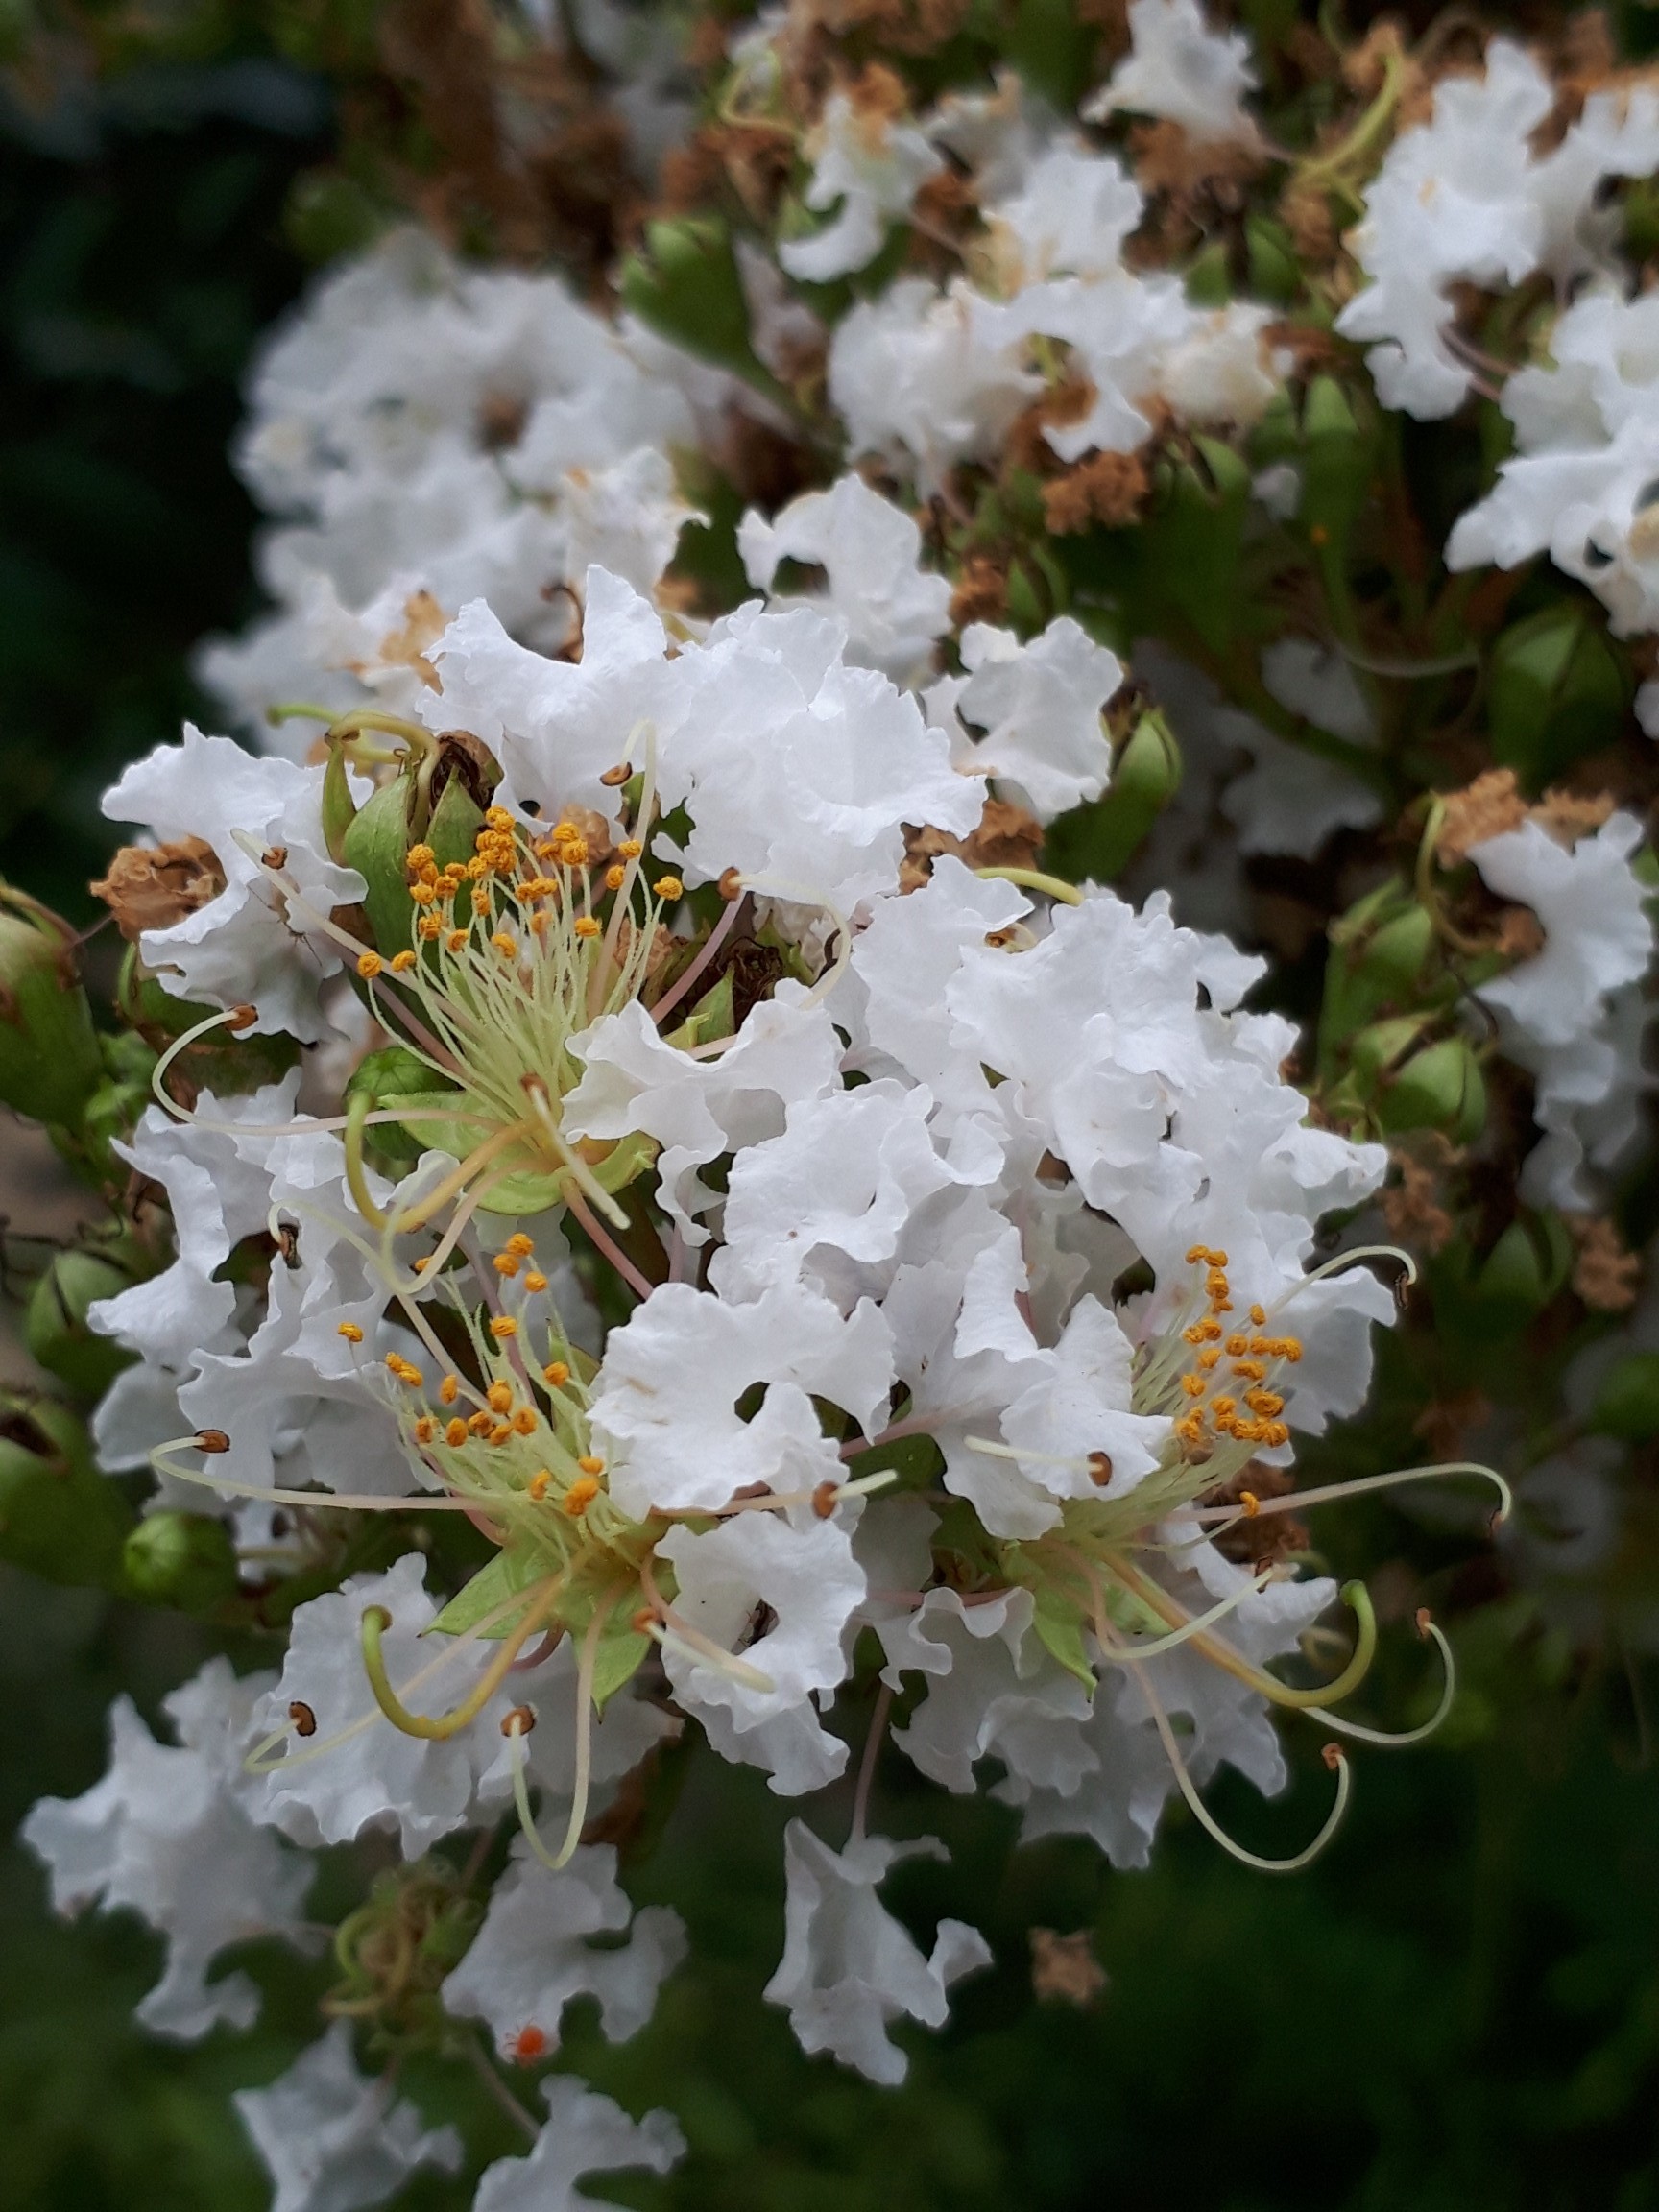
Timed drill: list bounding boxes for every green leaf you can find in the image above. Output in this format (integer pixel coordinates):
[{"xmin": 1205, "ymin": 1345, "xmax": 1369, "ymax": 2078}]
[
  {"xmin": 1031, "ymin": 1586, "xmax": 1095, "ymax": 1691},
  {"xmin": 430, "ymin": 1548, "xmax": 548, "ymax": 1639}
]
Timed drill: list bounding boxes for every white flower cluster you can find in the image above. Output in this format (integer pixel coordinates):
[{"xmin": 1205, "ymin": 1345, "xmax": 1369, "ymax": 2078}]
[{"xmin": 31, "ymin": 6, "xmax": 1659, "ymax": 2204}]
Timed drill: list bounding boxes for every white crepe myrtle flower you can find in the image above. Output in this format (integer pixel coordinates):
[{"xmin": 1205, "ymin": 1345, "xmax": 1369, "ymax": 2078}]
[
  {"xmin": 829, "ymin": 277, "xmax": 1037, "ymax": 492},
  {"xmin": 1336, "ymin": 41, "xmax": 1659, "ymax": 420},
  {"xmin": 1447, "ymin": 290, "xmax": 1659, "ymax": 634},
  {"xmin": 102, "ymin": 728, "xmax": 364, "ymax": 1041},
  {"xmin": 927, "ymin": 66, "xmax": 1056, "ymax": 201},
  {"xmin": 421, "ymin": 568, "xmax": 982, "ymax": 913},
  {"xmin": 1087, "ymin": 0, "xmax": 1261, "ymax": 143},
  {"xmin": 654, "ymin": 1514, "xmax": 868, "ymax": 1793},
  {"xmin": 764, "ymin": 1821, "xmax": 992, "ymax": 2083},
  {"xmin": 736, "ymin": 473, "xmax": 952, "ymax": 685},
  {"xmin": 589, "ymin": 1278, "xmax": 893, "ymax": 1514},
  {"xmin": 441, "ymin": 1843, "xmax": 686, "ymax": 2060},
  {"xmin": 234, "ymin": 2022, "xmax": 463, "ymax": 2212},
  {"xmin": 780, "ymin": 89, "xmax": 943, "ymax": 284},
  {"xmin": 471, "ymin": 2076, "xmax": 685, "ymax": 2212},
  {"xmin": 199, "ymin": 229, "xmax": 706, "ymax": 741},
  {"xmin": 935, "ymin": 616, "xmax": 1121, "ymax": 822},
  {"xmin": 1469, "ymin": 810, "xmax": 1655, "ymax": 1205},
  {"xmin": 23, "ymin": 1673, "xmax": 311, "ymax": 2040},
  {"xmin": 988, "ymin": 141, "xmax": 1146, "ymax": 286}
]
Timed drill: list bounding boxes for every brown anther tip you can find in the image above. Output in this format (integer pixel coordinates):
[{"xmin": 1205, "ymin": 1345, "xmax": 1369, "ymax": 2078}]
[
  {"xmin": 1321, "ymin": 1742, "xmax": 1344, "ymax": 1771},
  {"xmin": 228, "ymin": 1005, "xmax": 257, "ymax": 1031},
  {"xmin": 599, "ymin": 761, "xmax": 633, "ymax": 787},
  {"xmin": 501, "ymin": 1704, "xmax": 537, "ymax": 1736},
  {"xmin": 195, "ymin": 1429, "xmax": 230, "ymax": 1455},
  {"xmin": 810, "ymin": 1479, "xmax": 839, "ymax": 1519},
  {"xmin": 288, "ymin": 1700, "xmax": 318, "ymax": 1738},
  {"xmin": 1087, "ymin": 1451, "xmax": 1113, "ymax": 1487},
  {"xmin": 1414, "ymin": 1606, "xmax": 1433, "ymax": 1639},
  {"xmin": 718, "ymin": 867, "xmax": 744, "ymax": 902},
  {"xmin": 260, "ymin": 846, "xmax": 288, "ymax": 872},
  {"xmin": 631, "ymin": 1606, "xmax": 657, "ymax": 1635}
]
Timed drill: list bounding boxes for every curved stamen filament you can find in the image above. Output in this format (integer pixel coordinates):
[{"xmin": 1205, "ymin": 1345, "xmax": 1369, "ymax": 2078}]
[
  {"xmin": 506, "ymin": 1599, "xmax": 606, "ymax": 1872},
  {"xmin": 1091, "ymin": 1564, "xmax": 1277, "ymax": 1664},
  {"xmin": 1185, "ymin": 1460, "xmax": 1512, "ymax": 1528},
  {"xmin": 1133, "ymin": 1648, "xmax": 1352, "ymax": 1873},
  {"xmin": 974, "ymin": 865, "xmax": 1083, "ymax": 907},
  {"xmin": 1109, "ymin": 1553, "xmax": 1378, "ymax": 1711},
  {"xmin": 1317, "ymin": 1618, "xmax": 1456, "ymax": 1747},
  {"xmin": 360, "ymin": 1578, "xmax": 564, "ymax": 1740}
]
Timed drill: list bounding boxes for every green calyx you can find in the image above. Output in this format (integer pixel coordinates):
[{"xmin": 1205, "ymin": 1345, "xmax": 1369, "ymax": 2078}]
[
  {"xmin": 0, "ymin": 1394, "xmax": 133, "ymax": 1590},
  {"xmin": 0, "ymin": 886, "xmax": 105, "ymax": 1128}
]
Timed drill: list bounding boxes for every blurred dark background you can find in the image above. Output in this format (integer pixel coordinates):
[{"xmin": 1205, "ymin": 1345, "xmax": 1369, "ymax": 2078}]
[{"xmin": 3, "ymin": 13, "xmax": 1659, "ymax": 2212}]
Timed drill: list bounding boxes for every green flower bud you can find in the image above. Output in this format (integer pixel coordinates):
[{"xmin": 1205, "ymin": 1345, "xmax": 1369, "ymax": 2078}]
[
  {"xmin": 121, "ymin": 1510, "xmax": 239, "ymax": 1615},
  {"xmin": 1378, "ymin": 1036, "xmax": 1486, "ymax": 1145},
  {"xmin": 1185, "ymin": 239, "xmax": 1231, "ymax": 305},
  {"xmin": 1244, "ymin": 216, "xmax": 1300, "ymax": 305},
  {"xmin": 24, "ymin": 1243, "xmax": 148, "ymax": 1400},
  {"xmin": 0, "ymin": 1394, "xmax": 132, "ymax": 1588},
  {"xmin": 1592, "ymin": 1352, "xmax": 1659, "ymax": 1441},
  {"xmin": 1046, "ymin": 709, "xmax": 1182, "ymax": 881},
  {"xmin": 1358, "ymin": 905, "xmax": 1435, "ymax": 998},
  {"xmin": 1488, "ymin": 601, "xmax": 1629, "ymax": 790},
  {"xmin": 1474, "ymin": 1212, "xmax": 1572, "ymax": 1320},
  {"xmin": 1348, "ymin": 1013, "xmax": 1432, "ymax": 1089},
  {"xmin": 1300, "ymin": 374, "xmax": 1374, "ymax": 550},
  {"xmin": 0, "ymin": 888, "xmax": 105, "ymax": 1127}
]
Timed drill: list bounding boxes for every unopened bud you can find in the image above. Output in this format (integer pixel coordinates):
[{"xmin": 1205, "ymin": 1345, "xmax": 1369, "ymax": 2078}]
[
  {"xmin": 0, "ymin": 889, "xmax": 104, "ymax": 1126},
  {"xmin": 1378, "ymin": 1035, "xmax": 1485, "ymax": 1145},
  {"xmin": 0, "ymin": 1394, "xmax": 132, "ymax": 1588},
  {"xmin": 25, "ymin": 1243, "xmax": 149, "ymax": 1400},
  {"xmin": 121, "ymin": 1511, "xmax": 238, "ymax": 1614}
]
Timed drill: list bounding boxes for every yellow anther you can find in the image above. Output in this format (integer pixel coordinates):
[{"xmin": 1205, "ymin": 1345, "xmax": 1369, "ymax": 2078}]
[
  {"xmin": 1239, "ymin": 1489, "xmax": 1260, "ymax": 1517},
  {"xmin": 1226, "ymin": 1335, "xmax": 1248, "ymax": 1357},
  {"xmin": 1249, "ymin": 1304, "xmax": 1267, "ymax": 1326},
  {"xmin": 653, "ymin": 875, "xmax": 684, "ymax": 902},
  {"xmin": 577, "ymin": 1453, "xmax": 604, "ymax": 1476},
  {"xmin": 528, "ymin": 1470, "xmax": 552, "ymax": 1502},
  {"xmin": 1232, "ymin": 1359, "xmax": 1267, "ymax": 1382},
  {"xmin": 618, "ymin": 838, "xmax": 643, "ymax": 859},
  {"xmin": 487, "ymin": 1381, "xmax": 514, "ymax": 1414},
  {"xmin": 414, "ymin": 1416, "xmax": 436, "ymax": 1444},
  {"xmin": 472, "ymin": 887, "xmax": 492, "ymax": 914},
  {"xmin": 356, "ymin": 951, "xmax": 383, "ymax": 980},
  {"xmin": 407, "ymin": 845, "xmax": 435, "ymax": 871},
  {"xmin": 468, "ymin": 1410, "xmax": 494, "ymax": 1437},
  {"xmin": 490, "ymin": 1316, "xmax": 518, "ymax": 1339},
  {"xmin": 488, "ymin": 1421, "xmax": 513, "ymax": 1446},
  {"xmin": 519, "ymin": 1270, "xmax": 545, "ymax": 1293},
  {"xmin": 512, "ymin": 1407, "xmax": 537, "ymax": 1434},
  {"xmin": 1175, "ymin": 1414, "xmax": 1206, "ymax": 1445},
  {"xmin": 418, "ymin": 915, "xmax": 443, "ymax": 941},
  {"xmin": 337, "ymin": 1322, "xmax": 364, "ymax": 1343},
  {"xmin": 1212, "ymin": 1396, "xmax": 1238, "ymax": 1417},
  {"xmin": 410, "ymin": 880, "xmax": 438, "ymax": 905},
  {"xmin": 557, "ymin": 838, "xmax": 589, "ymax": 868},
  {"xmin": 446, "ymin": 928, "xmax": 468, "ymax": 952},
  {"xmin": 1180, "ymin": 1374, "xmax": 1207, "ymax": 1398},
  {"xmin": 573, "ymin": 916, "xmax": 601, "ymax": 939},
  {"xmin": 493, "ymin": 1252, "xmax": 521, "ymax": 1277},
  {"xmin": 563, "ymin": 1475, "xmax": 601, "ymax": 1517},
  {"xmin": 505, "ymin": 1234, "xmax": 535, "ymax": 1257},
  {"xmin": 493, "ymin": 932, "xmax": 518, "ymax": 959},
  {"xmin": 486, "ymin": 805, "xmax": 514, "ymax": 830},
  {"xmin": 445, "ymin": 1418, "xmax": 469, "ymax": 1447},
  {"xmin": 1198, "ymin": 1347, "xmax": 1221, "ymax": 1370},
  {"xmin": 1187, "ymin": 1245, "xmax": 1209, "ymax": 1264},
  {"xmin": 604, "ymin": 864, "xmax": 625, "ymax": 892},
  {"xmin": 390, "ymin": 950, "xmax": 418, "ymax": 974},
  {"xmin": 439, "ymin": 1376, "xmax": 459, "ymax": 1405},
  {"xmin": 1246, "ymin": 1390, "xmax": 1285, "ymax": 1417},
  {"xmin": 543, "ymin": 1361, "xmax": 569, "ymax": 1387}
]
